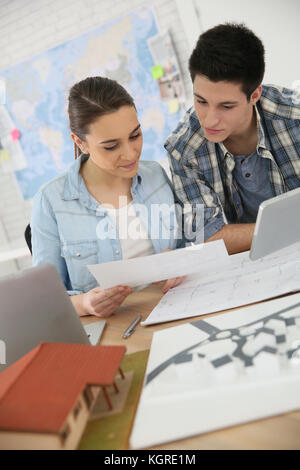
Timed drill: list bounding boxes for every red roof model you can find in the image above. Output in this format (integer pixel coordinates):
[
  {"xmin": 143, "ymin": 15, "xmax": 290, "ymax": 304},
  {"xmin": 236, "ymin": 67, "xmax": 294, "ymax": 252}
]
[{"xmin": 0, "ymin": 343, "xmax": 126, "ymax": 449}]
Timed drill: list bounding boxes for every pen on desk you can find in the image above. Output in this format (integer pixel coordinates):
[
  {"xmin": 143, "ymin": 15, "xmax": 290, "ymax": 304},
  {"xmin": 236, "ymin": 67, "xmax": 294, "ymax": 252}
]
[{"xmin": 122, "ymin": 315, "xmax": 142, "ymax": 339}]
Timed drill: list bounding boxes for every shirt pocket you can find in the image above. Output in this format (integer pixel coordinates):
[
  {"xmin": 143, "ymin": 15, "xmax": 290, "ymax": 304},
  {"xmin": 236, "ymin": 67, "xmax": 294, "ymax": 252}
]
[{"xmin": 61, "ymin": 241, "xmax": 98, "ymax": 292}]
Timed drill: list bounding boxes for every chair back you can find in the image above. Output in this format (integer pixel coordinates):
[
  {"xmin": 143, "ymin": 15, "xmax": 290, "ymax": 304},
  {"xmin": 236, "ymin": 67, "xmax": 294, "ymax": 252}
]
[{"xmin": 24, "ymin": 224, "xmax": 32, "ymax": 254}]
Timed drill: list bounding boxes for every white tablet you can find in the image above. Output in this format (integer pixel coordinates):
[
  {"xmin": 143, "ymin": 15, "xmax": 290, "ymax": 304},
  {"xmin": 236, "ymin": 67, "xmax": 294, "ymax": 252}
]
[{"xmin": 250, "ymin": 187, "xmax": 300, "ymax": 260}]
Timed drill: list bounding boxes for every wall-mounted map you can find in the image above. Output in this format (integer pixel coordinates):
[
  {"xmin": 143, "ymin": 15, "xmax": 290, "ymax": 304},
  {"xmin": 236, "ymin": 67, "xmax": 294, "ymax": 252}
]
[{"xmin": 0, "ymin": 4, "xmax": 183, "ymax": 199}]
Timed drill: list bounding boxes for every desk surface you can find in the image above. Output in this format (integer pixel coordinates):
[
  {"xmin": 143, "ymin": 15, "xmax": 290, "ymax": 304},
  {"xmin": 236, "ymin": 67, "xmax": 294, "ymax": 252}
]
[{"xmin": 82, "ymin": 283, "xmax": 300, "ymax": 450}]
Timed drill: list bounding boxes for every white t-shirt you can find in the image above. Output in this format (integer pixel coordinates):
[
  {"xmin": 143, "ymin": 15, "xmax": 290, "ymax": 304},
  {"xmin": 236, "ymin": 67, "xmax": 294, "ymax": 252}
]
[
  {"xmin": 105, "ymin": 202, "xmax": 155, "ymax": 291},
  {"xmin": 105, "ymin": 202, "xmax": 155, "ymax": 260}
]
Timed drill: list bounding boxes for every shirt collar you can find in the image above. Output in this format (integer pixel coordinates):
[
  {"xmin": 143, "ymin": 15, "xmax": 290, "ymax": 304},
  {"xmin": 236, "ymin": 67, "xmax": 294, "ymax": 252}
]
[
  {"xmin": 255, "ymin": 104, "xmax": 272, "ymax": 152},
  {"xmin": 132, "ymin": 172, "xmax": 142, "ymax": 190},
  {"xmin": 63, "ymin": 154, "xmax": 142, "ymax": 200},
  {"xmin": 62, "ymin": 154, "xmax": 86, "ymax": 200}
]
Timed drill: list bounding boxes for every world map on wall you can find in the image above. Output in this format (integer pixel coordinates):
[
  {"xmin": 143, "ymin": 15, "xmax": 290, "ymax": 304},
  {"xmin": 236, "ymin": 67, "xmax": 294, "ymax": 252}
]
[{"xmin": 0, "ymin": 5, "xmax": 183, "ymax": 200}]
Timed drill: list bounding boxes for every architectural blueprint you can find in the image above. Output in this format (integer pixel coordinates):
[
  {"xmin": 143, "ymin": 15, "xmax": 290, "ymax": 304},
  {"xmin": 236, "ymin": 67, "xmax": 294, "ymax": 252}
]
[{"xmin": 142, "ymin": 243, "xmax": 300, "ymax": 326}]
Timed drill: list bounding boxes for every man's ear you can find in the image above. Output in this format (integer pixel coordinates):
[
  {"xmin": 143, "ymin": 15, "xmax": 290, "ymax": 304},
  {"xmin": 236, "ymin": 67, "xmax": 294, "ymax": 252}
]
[{"xmin": 250, "ymin": 85, "xmax": 262, "ymax": 105}]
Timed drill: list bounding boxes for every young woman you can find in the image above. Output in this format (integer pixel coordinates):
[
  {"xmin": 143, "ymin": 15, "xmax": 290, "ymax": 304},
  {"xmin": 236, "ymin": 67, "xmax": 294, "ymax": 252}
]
[{"xmin": 31, "ymin": 76, "xmax": 184, "ymax": 318}]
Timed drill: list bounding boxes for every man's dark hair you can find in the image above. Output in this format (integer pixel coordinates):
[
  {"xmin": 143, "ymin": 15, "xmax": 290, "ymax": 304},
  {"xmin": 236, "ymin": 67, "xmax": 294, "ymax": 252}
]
[{"xmin": 189, "ymin": 23, "xmax": 265, "ymax": 100}]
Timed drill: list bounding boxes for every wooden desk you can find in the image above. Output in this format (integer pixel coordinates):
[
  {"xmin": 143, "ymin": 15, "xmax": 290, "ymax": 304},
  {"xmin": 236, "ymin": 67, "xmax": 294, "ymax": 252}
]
[{"xmin": 82, "ymin": 283, "xmax": 300, "ymax": 450}]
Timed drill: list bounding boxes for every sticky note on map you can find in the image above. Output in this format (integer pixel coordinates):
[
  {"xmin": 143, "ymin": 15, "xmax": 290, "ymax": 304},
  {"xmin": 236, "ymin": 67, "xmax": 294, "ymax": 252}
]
[
  {"xmin": 10, "ymin": 128, "xmax": 20, "ymax": 141},
  {"xmin": 168, "ymin": 99, "xmax": 179, "ymax": 114},
  {"xmin": 0, "ymin": 149, "xmax": 11, "ymax": 161},
  {"xmin": 151, "ymin": 64, "xmax": 164, "ymax": 80}
]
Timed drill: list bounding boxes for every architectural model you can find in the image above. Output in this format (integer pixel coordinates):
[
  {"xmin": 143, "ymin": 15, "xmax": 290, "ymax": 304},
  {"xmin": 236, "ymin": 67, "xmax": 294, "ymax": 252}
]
[
  {"xmin": 147, "ymin": 301, "xmax": 300, "ymax": 386},
  {"xmin": 131, "ymin": 293, "xmax": 300, "ymax": 449},
  {"xmin": 0, "ymin": 342, "xmax": 126, "ymax": 450}
]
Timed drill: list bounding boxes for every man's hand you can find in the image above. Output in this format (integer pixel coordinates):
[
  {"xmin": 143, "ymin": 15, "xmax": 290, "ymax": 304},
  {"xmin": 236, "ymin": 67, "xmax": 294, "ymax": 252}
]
[
  {"xmin": 155, "ymin": 248, "xmax": 187, "ymax": 294},
  {"xmin": 162, "ymin": 276, "xmax": 186, "ymax": 294},
  {"xmin": 206, "ymin": 223, "xmax": 255, "ymax": 254}
]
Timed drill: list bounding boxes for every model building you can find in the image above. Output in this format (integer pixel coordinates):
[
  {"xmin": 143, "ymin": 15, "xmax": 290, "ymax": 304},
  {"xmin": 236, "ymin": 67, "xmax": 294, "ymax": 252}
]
[{"xmin": 0, "ymin": 342, "xmax": 126, "ymax": 450}]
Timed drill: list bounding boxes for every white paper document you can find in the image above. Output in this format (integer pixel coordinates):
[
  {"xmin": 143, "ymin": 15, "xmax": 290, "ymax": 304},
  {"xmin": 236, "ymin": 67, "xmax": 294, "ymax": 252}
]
[
  {"xmin": 84, "ymin": 320, "xmax": 106, "ymax": 346},
  {"xmin": 88, "ymin": 240, "xmax": 229, "ymax": 289},
  {"xmin": 0, "ymin": 105, "xmax": 27, "ymax": 174},
  {"xmin": 142, "ymin": 243, "xmax": 300, "ymax": 326},
  {"xmin": 130, "ymin": 294, "xmax": 300, "ymax": 449}
]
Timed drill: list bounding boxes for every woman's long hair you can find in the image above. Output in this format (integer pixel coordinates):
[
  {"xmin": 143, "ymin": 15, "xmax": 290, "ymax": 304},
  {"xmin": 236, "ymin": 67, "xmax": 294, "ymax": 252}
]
[{"xmin": 68, "ymin": 76, "xmax": 135, "ymax": 158}]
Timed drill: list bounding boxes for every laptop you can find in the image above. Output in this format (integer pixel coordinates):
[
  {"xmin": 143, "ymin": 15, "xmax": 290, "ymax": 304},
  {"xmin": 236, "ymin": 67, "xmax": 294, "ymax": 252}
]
[
  {"xmin": 0, "ymin": 263, "xmax": 105, "ymax": 373},
  {"xmin": 250, "ymin": 187, "xmax": 300, "ymax": 260}
]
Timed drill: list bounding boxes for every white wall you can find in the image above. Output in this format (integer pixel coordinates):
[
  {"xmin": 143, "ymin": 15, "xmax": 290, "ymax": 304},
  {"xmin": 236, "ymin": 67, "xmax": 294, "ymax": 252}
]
[
  {"xmin": 175, "ymin": 0, "xmax": 202, "ymax": 53},
  {"xmin": 194, "ymin": 0, "xmax": 300, "ymax": 88},
  {"xmin": 0, "ymin": 0, "xmax": 193, "ymax": 277}
]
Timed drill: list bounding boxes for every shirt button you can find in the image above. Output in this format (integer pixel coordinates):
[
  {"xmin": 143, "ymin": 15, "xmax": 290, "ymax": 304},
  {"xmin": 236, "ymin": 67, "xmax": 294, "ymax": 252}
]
[
  {"xmin": 115, "ymin": 249, "xmax": 120, "ymax": 255},
  {"xmin": 76, "ymin": 253, "xmax": 81, "ymax": 257},
  {"xmin": 245, "ymin": 173, "xmax": 251, "ymax": 178}
]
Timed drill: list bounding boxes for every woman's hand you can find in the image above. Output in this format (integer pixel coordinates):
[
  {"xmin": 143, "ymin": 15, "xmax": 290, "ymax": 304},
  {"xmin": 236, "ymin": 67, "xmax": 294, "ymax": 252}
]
[
  {"xmin": 71, "ymin": 285, "xmax": 133, "ymax": 317},
  {"xmin": 162, "ymin": 276, "xmax": 186, "ymax": 294}
]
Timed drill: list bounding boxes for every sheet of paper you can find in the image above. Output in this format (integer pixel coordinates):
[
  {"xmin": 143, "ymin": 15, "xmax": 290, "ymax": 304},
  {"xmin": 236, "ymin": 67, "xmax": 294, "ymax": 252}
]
[
  {"xmin": 142, "ymin": 242, "xmax": 300, "ymax": 326},
  {"xmin": 168, "ymin": 98, "xmax": 179, "ymax": 114},
  {"xmin": 88, "ymin": 240, "xmax": 229, "ymax": 289},
  {"xmin": 84, "ymin": 320, "xmax": 106, "ymax": 346},
  {"xmin": 0, "ymin": 78, "xmax": 5, "ymax": 105},
  {"xmin": 147, "ymin": 30, "xmax": 186, "ymax": 103},
  {"xmin": 0, "ymin": 105, "xmax": 27, "ymax": 174},
  {"xmin": 130, "ymin": 294, "xmax": 300, "ymax": 449}
]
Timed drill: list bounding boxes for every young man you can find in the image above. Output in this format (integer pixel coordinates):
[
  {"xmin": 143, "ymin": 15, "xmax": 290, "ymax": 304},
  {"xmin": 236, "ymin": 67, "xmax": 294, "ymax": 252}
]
[{"xmin": 165, "ymin": 23, "xmax": 300, "ymax": 254}]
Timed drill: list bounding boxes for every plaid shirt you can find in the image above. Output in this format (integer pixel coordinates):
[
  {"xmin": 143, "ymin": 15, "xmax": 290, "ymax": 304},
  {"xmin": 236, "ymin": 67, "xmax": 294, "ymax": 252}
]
[{"xmin": 165, "ymin": 84, "xmax": 300, "ymax": 240}]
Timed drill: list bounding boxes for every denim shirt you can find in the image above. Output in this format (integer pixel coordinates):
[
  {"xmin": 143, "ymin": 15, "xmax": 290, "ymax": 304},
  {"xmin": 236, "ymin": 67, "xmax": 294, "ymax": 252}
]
[{"xmin": 31, "ymin": 155, "xmax": 180, "ymax": 295}]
